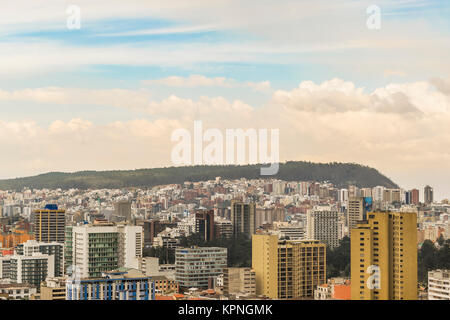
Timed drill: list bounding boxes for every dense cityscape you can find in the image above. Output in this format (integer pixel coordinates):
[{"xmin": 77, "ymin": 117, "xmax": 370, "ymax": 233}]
[{"xmin": 0, "ymin": 178, "xmax": 448, "ymax": 300}]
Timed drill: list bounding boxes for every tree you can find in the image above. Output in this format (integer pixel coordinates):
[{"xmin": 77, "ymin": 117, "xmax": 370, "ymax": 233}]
[{"xmin": 326, "ymin": 236, "xmax": 350, "ymax": 278}]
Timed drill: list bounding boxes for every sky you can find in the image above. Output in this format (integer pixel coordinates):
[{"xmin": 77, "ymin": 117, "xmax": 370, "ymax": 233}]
[{"xmin": 0, "ymin": 0, "xmax": 449, "ymax": 200}]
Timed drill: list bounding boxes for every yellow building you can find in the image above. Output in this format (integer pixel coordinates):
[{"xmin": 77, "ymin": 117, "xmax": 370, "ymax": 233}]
[
  {"xmin": 252, "ymin": 234, "xmax": 326, "ymax": 299},
  {"xmin": 34, "ymin": 205, "xmax": 65, "ymax": 243},
  {"xmin": 351, "ymin": 211, "xmax": 417, "ymax": 300},
  {"xmin": 40, "ymin": 278, "xmax": 66, "ymax": 300}
]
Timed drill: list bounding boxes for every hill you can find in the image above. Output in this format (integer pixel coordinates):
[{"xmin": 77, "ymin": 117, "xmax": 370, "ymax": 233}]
[{"xmin": 0, "ymin": 161, "xmax": 398, "ymax": 190}]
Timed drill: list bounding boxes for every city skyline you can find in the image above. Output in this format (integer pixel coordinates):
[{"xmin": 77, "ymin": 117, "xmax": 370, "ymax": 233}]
[{"xmin": 1, "ymin": 1, "xmax": 450, "ymax": 200}]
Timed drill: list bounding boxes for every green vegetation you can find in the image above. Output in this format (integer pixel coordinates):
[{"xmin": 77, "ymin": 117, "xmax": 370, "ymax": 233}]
[
  {"xmin": 144, "ymin": 246, "xmax": 175, "ymax": 264},
  {"xmin": 418, "ymin": 238, "xmax": 450, "ymax": 285},
  {"xmin": 327, "ymin": 236, "xmax": 351, "ymax": 278},
  {"xmin": 144, "ymin": 233, "xmax": 252, "ymax": 267},
  {"xmin": 0, "ymin": 161, "xmax": 398, "ymax": 190}
]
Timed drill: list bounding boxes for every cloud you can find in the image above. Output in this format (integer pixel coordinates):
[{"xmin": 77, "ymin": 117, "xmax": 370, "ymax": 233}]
[
  {"xmin": 0, "ymin": 76, "xmax": 449, "ymax": 198},
  {"xmin": 143, "ymin": 75, "xmax": 272, "ymax": 93}
]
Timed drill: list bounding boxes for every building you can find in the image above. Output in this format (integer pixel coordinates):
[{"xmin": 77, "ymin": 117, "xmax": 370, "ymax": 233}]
[
  {"xmin": 175, "ymin": 247, "xmax": 227, "ymax": 290},
  {"xmin": 255, "ymin": 207, "xmax": 285, "ymax": 229},
  {"xmin": 231, "ymin": 200, "xmax": 256, "ymax": 238},
  {"xmin": 152, "ymin": 275, "xmax": 179, "ymax": 294},
  {"xmin": 195, "ymin": 210, "xmax": 214, "ymax": 241},
  {"xmin": 347, "ymin": 197, "xmax": 366, "ymax": 231},
  {"xmin": 428, "ymin": 270, "xmax": 450, "ymax": 300},
  {"xmin": 214, "ymin": 219, "xmax": 233, "ymax": 239},
  {"xmin": 9, "ymin": 253, "xmax": 55, "ymax": 290},
  {"xmin": 424, "ymin": 185, "xmax": 434, "ymax": 205},
  {"xmin": 350, "ymin": 211, "xmax": 418, "ymax": 300},
  {"xmin": 0, "ymin": 256, "xmax": 11, "ymax": 279},
  {"xmin": 314, "ymin": 278, "xmax": 351, "ymax": 300},
  {"xmin": 33, "ymin": 204, "xmax": 65, "ymax": 244},
  {"xmin": 222, "ymin": 267, "xmax": 256, "ymax": 296},
  {"xmin": 0, "ymin": 283, "xmax": 37, "ymax": 300},
  {"xmin": 411, "ymin": 189, "xmax": 420, "ymax": 205},
  {"xmin": 66, "ymin": 268, "xmax": 156, "ymax": 300},
  {"xmin": 307, "ymin": 205, "xmax": 339, "ymax": 249},
  {"xmin": 40, "ymin": 277, "xmax": 66, "ymax": 300},
  {"xmin": 252, "ymin": 234, "xmax": 326, "ymax": 299},
  {"xmin": 149, "ymin": 220, "xmax": 177, "ymax": 245},
  {"xmin": 69, "ymin": 222, "xmax": 142, "ymax": 278},
  {"xmin": 277, "ymin": 225, "xmax": 305, "ymax": 240},
  {"xmin": 136, "ymin": 220, "xmax": 152, "ymax": 247},
  {"xmin": 0, "ymin": 229, "xmax": 34, "ymax": 248},
  {"xmin": 15, "ymin": 240, "xmax": 64, "ymax": 277},
  {"xmin": 64, "ymin": 225, "xmax": 72, "ymax": 273},
  {"xmin": 114, "ymin": 199, "xmax": 132, "ymax": 221},
  {"xmin": 137, "ymin": 257, "xmax": 176, "ymax": 279}
]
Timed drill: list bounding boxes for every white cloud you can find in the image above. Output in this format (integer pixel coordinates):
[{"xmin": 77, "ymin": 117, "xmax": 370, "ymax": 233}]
[
  {"xmin": 143, "ymin": 75, "xmax": 272, "ymax": 93},
  {"xmin": 1, "ymin": 77, "xmax": 450, "ymax": 198}
]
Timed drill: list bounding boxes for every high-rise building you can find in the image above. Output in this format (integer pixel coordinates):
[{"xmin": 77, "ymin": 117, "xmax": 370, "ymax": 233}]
[
  {"xmin": 255, "ymin": 207, "xmax": 285, "ymax": 229},
  {"xmin": 424, "ymin": 185, "xmax": 434, "ymax": 205},
  {"xmin": 175, "ymin": 246, "xmax": 227, "ymax": 289},
  {"xmin": 114, "ymin": 199, "xmax": 132, "ymax": 221},
  {"xmin": 231, "ymin": 200, "xmax": 256, "ymax": 238},
  {"xmin": 350, "ymin": 211, "xmax": 418, "ymax": 300},
  {"xmin": 70, "ymin": 222, "xmax": 142, "ymax": 278},
  {"xmin": 347, "ymin": 197, "xmax": 366, "ymax": 232},
  {"xmin": 223, "ymin": 267, "xmax": 256, "ymax": 296},
  {"xmin": 9, "ymin": 253, "xmax": 55, "ymax": 290},
  {"xmin": 307, "ymin": 205, "xmax": 339, "ymax": 249},
  {"xmin": 15, "ymin": 240, "xmax": 64, "ymax": 277},
  {"xmin": 339, "ymin": 189, "xmax": 349, "ymax": 203},
  {"xmin": 195, "ymin": 210, "xmax": 215, "ymax": 241},
  {"xmin": 428, "ymin": 270, "xmax": 450, "ymax": 300},
  {"xmin": 214, "ymin": 219, "xmax": 233, "ymax": 239},
  {"xmin": 64, "ymin": 225, "xmax": 72, "ymax": 273},
  {"xmin": 411, "ymin": 189, "xmax": 420, "ymax": 205},
  {"xmin": 252, "ymin": 234, "xmax": 326, "ymax": 299},
  {"xmin": 372, "ymin": 186, "xmax": 385, "ymax": 202},
  {"xmin": 33, "ymin": 204, "xmax": 65, "ymax": 244}
]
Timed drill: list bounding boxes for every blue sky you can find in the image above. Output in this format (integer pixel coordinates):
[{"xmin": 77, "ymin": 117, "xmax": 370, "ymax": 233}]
[{"xmin": 0, "ymin": 0, "xmax": 450, "ymax": 199}]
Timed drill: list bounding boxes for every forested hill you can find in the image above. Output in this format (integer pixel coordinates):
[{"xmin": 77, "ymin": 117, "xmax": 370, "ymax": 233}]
[{"xmin": 0, "ymin": 161, "xmax": 398, "ymax": 190}]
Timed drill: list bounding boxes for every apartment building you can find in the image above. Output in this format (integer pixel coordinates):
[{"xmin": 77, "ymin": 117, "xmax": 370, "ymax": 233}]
[
  {"xmin": 69, "ymin": 222, "xmax": 142, "ymax": 278},
  {"xmin": 9, "ymin": 253, "xmax": 55, "ymax": 290},
  {"xmin": 231, "ymin": 200, "xmax": 256, "ymax": 238},
  {"xmin": 66, "ymin": 268, "xmax": 155, "ymax": 300},
  {"xmin": 350, "ymin": 211, "xmax": 418, "ymax": 300},
  {"xmin": 252, "ymin": 234, "xmax": 326, "ymax": 299},
  {"xmin": 175, "ymin": 247, "xmax": 227, "ymax": 290},
  {"xmin": 40, "ymin": 277, "xmax": 66, "ymax": 300},
  {"xmin": 222, "ymin": 267, "xmax": 256, "ymax": 296},
  {"xmin": 33, "ymin": 204, "xmax": 65, "ymax": 244},
  {"xmin": 428, "ymin": 270, "xmax": 450, "ymax": 300},
  {"xmin": 15, "ymin": 240, "xmax": 64, "ymax": 277},
  {"xmin": 347, "ymin": 197, "xmax": 366, "ymax": 231},
  {"xmin": 307, "ymin": 205, "xmax": 339, "ymax": 248}
]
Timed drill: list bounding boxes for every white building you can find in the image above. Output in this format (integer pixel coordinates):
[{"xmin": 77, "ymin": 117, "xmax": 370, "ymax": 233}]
[
  {"xmin": 307, "ymin": 205, "xmax": 340, "ymax": 249},
  {"xmin": 0, "ymin": 283, "xmax": 37, "ymax": 300},
  {"xmin": 372, "ymin": 186, "xmax": 385, "ymax": 202},
  {"xmin": 71, "ymin": 223, "xmax": 142, "ymax": 278},
  {"xmin": 175, "ymin": 247, "xmax": 227, "ymax": 289},
  {"xmin": 428, "ymin": 270, "xmax": 450, "ymax": 300},
  {"xmin": 9, "ymin": 253, "xmax": 55, "ymax": 289}
]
